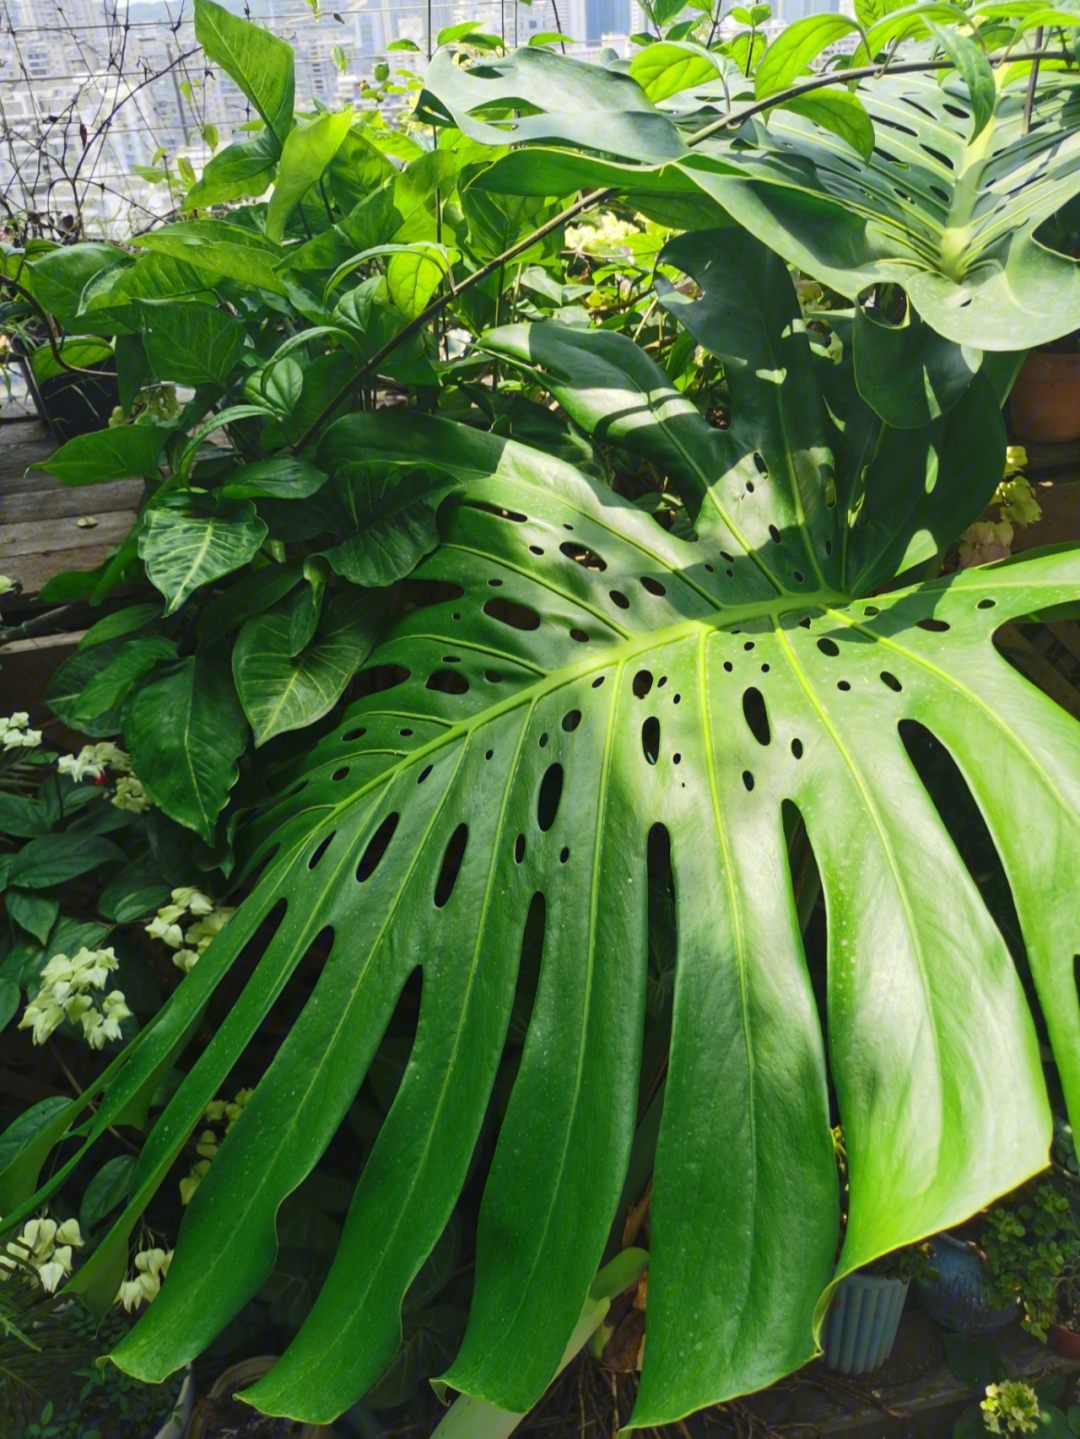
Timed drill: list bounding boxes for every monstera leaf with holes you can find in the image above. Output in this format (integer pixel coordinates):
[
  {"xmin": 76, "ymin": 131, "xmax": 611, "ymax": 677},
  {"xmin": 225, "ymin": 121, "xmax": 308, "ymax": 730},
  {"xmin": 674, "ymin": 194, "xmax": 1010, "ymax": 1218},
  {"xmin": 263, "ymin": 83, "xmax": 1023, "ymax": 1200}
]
[{"xmin": 9, "ymin": 232, "xmax": 1080, "ymax": 1429}]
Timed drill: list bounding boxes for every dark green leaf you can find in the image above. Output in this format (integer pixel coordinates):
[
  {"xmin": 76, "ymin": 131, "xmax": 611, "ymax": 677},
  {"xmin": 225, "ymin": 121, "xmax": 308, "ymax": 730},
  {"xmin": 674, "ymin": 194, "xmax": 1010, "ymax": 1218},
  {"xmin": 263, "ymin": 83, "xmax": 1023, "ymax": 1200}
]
[
  {"xmin": 123, "ymin": 651, "xmax": 248, "ymax": 842},
  {"xmin": 854, "ymin": 297, "xmax": 982, "ymax": 427},
  {"xmin": 69, "ymin": 636, "xmax": 178, "ymax": 727},
  {"xmin": 232, "ymin": 589, "xmax": 378, "ymax": 745},
  {"xmin": 198, "ymin": 559, "xmax": 306, "ymax": 644},
  {"xmin": 140, "ymin": 300, "xmax": 247, "ymax": 388},
  {"xmin": 6, "ymin": 890, "xmax": 58, "ymax": 945},
  {"xmin": 33, "ymin": 426, "xmax": 166, "ymax": 488},
  {"xmin": 0, "ymin": 794, "xmax": 51, "ymax": 839},
  {"xmin": 80, "ymin": 1155, "xmax": 137, "ymax": 1231},
  {"xmin": 80, "ymin": 604, "xmax": 161, "ymax": 650},
  {"xmin": 0, "ymin": 978, "xmax": 19, "ymax": 1034},
  {"xmin": 133, "ymin": 220, "xmax": 288, "ymax": 297},
  {"xmin": 139, "ymin": 502, "xmax": 268, "ymax": 616},
  {"xmin": 0, "ymin": 1098, "xmax": 73, "ymax": 1182},
  {"xmin": 29, "ymin": 243, "xmax": 130, "ymax": 329},
  {"xmin": 942, "ymin": 1332, "xmax": 1007, "ymax": 1391},
  {"xmin": 310, "ymin": 461, "xmax": 459, "ymax": 587},
  {"xmin": 10, "ymin": 835, "xmax": 123, "ymax": 890},
  {"xmin": 219, "ymin": 457, "xmax": 328, "ymax": 500}
]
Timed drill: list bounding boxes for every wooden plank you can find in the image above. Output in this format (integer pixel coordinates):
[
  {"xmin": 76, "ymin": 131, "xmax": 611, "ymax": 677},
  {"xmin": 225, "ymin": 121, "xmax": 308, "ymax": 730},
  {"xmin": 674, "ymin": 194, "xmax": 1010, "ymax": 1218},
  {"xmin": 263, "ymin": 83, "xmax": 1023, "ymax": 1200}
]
[
  {"xmin": 0, "ymin": 477, "xmax": 142, "ymax": 524},
  {"xmin": 0, "ymin": 546, "xmax": 115, "ymax": 599},
  {"xmin": 0, "ymin": 509, "xmax": 136, "ymax": 562}
]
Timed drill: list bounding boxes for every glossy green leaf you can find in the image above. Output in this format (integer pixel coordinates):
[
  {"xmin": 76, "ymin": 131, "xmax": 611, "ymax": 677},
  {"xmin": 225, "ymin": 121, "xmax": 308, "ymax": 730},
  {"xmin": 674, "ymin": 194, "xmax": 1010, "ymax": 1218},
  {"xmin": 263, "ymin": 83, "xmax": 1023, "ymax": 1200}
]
[
  {"xmin": 194, "ymin": 0, "xmax": 294, "ymax": 145},
  {"xmin": 308, "ymin": 461, "xmax": 460, "ymax": 587},
  {"xmin": 10, "ymin": 834, "xmax": 123, "ymax": 889},
  {"xmin": 754, "ymin": 14, "xmax": 863, "ymax": 98},
  {"xmin": 29, "ymin": 337, "xmax": 113, "ymax": 384},
  {"xmin": 629, "ymin": 42, "xmax": 721, "ymax": 102},
  {"xmin": 776, "ymin": 87, "xmax": 876, "ymax": 161},
  {"xmin": 0, "ymin": 978, "xmax": 19, "ymax": 1034},
  {"xmin": 28, "ymin": 243, "xmax": 130, "ymax": 329},
  {"xmin": 386, "ymin": 247, "xmax": 450, "ymax": 318},
  {"xmin": 133, "ymin": 220, "xmax": 288, "ymax": 296},
  {"xmin": 219, "ymin": 457, "xmax": 329, "ymax": 500},
  {"xmin": 80, "ymin": 1155, "xmax": 137, "ymax": 1231},
  {"xmin": 680, "ymin": 70, "xmax": 1080, "ymax": 347},
  {"xmin": 84, "ymin": 234, "xmax": 1079, "ymax": 1439},
  {"xmin": 0, "ymin": 794, "xmax": 51, "ymax": 839},
  {"xmin": 417, "ymin": 47, "xmax": 688, "ymax": 164},
  {"xmin": 185, "ymin": 128, "xmax": 280, "ymax": 208},
  {"xmin": 139, "ymin": 502, "xmax": 268, "ymax": 616},
  {"xmin": 854, "ymin": 296, "xmax": 982, "ymax": 426},
  {"xmin": 140, "ymin": 299, "xmax": 247, "ymax": 387},
  {"xmin": 32, "ymin": 425, "xmax": 166, "ymax": 487},
  {"xmin": 266, "ymin": 109, "xmax": 354, "ymax": 243},
  {"xmin": 123, "ymin": 652, "xmax": 248, "ymax": 842},
  {"xmin": 7, "ymin": 891, "xmax": 59, "ymax": 945},
  {"xmin": 68, "ymin": 636, "xmax": 178, "ymax": 727},
  {"xmin": 928, "ymin": 22, "xmax": 997, "ymax": 137},
  {"xmin": 0, "ymin": 1098, "xmax": 73, "ymax": 1193},
  {"xmin": 232, "ymin": 588, "xmax": 378, "ymax": 746}
]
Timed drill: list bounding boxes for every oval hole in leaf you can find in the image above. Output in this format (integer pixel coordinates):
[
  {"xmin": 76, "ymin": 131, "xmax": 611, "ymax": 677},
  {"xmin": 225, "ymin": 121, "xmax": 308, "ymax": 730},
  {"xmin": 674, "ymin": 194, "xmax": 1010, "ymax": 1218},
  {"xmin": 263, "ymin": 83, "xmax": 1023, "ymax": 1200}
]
[
  {"xmin": 742, "ymin": 688, "xmax": 771, "ymax": 747},
  {"xmin": 817, "ymin": 637, "xmax": 840, "ymax": 657},
  {"xmin": 642, "ymin": 716, "xmax": 660, "ymax": 765},
  {"xmin": 570, "ymin": 629, "xmax": 589, "ymax": 643},
  {"xmin": 466, "ymin": 500, "xmax": 527, "ymax": 522},
  {"xmin": 562, "ymin": 710, "xmax": 581, "ymax": 732},
  {"xmin": 418, "ymin": 766, "xmax": 433, "ymax": 784},
  {"xmin": 916, "ymin": 618, "xmax": 950, "ymax": 633},
  {"xmin": 791, "ymin": 738, "xmax": 803, "ymax": 759},
  {"xmin": 332, "ymin": 768, "xmax": 349, "ymax": 782},
  {"xmin": 881, "ymin": 671, "xmax": 903, "ymax": 692},
  {"xmin": 978, "ymin": 598, "xmax": 996, "ymax": 610},
  {"xmin": 357, "ymin": 813, "xmax": 400, "ymax": 882},
  {"xmin": 641, "ymin": 576, "xmax": 666, "ymax": 597},
  {"xmin": 483, "ymin": 597, "xmax": 541, "ymax": 631},
  {"xmin": 633, "ymin": 670, "xmax": 654, "ymax": 699},
  {"xmin": 426, "ymin": 669, "xmax": 469, "ymax": 694},
  {"xmin": 610, "ymin": 590, "xmax": 630, "ymax": 609},
  {"xmin": 515, "ymin": 834, "xmax": 526, "ymax": 864},
  {"xmin": 434, "ymin": 823, "xmax": 469, "ymax": 908},
  {"xmin": 560, "ymin": 542, "xmax": 607, "ymax": 571},
  {"xmin": 742, "ymin": 770, "xmax": 755, "ymax": 792},
  {"xmin": 308, "ymin": 832, "xmax": 336, "ymax": 870},
  {"xmin": 537, "ymin": 764, "xmax": 564, "ymax": 832},
  {"xmin": 343, "ymin": 727, "xmax": 367, "ymax": 742}
]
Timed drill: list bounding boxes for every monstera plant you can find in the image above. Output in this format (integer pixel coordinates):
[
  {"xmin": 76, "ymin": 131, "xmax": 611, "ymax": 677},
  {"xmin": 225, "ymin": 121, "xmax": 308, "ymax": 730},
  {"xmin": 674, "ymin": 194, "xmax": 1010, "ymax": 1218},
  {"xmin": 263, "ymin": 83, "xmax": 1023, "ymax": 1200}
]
[
  {"xmin": 419, "ymin": 9, "xmax": 1080, "ymax": 423},
  {"xmin": 7, "ymin": 231, "xmax": 1080, "ymax": 1428}
]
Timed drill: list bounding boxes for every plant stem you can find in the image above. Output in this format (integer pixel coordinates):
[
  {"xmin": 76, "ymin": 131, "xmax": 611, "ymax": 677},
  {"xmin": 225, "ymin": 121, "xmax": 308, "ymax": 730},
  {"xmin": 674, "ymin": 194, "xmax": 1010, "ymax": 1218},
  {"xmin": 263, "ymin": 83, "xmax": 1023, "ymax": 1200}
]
[{"xmin": 1023, "ymin": 27, "xmax": 1043, "ymax": 135}]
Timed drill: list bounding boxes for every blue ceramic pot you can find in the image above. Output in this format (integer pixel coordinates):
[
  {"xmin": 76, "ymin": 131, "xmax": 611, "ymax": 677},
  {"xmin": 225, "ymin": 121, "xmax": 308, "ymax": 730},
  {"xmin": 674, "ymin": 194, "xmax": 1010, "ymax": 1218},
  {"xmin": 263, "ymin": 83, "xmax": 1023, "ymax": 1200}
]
[
  {"xmin": 823, "ymin": 1272, "xmax": 909, "ymax": 1375},
  {"xmin": 915, "ymin": 1233, "xmax": 1019, "ymax": 1333}
]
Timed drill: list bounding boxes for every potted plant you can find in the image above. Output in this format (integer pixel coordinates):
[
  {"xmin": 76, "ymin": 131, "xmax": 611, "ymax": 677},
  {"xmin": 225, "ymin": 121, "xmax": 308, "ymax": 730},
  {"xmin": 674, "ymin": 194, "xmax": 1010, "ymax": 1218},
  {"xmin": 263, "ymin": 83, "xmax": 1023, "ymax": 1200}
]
[
  {"xmin": 186, "ymin": 1357, "xmax": 333, "ymax": 1439},
  {"xmin": 917, "ymin": 1178, "xmax": 1078, "ymax": 1338},
  {"xmin": 823, "ymin": 1244, "xmax": 935, "ymax": 1375}
]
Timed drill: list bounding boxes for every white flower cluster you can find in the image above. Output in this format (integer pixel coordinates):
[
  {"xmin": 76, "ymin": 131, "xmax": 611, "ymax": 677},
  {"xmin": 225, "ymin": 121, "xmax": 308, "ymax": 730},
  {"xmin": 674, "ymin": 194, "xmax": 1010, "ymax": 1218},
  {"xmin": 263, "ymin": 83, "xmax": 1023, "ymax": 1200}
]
[
  {"xmin": 180, "ymin": 1089, "xmax": 254, "ymax": 1206},
  {"xmin": 116, "ymin": 1246, "xmax": 173, "ymax": 1312},
  {"xmin": 18, "ymin": 947, "xmax": 132, "ymax": 1049},
  {"xmin": 981, "ymin": 1380, "xmax": 1040, "ymax": 1435},
  {"xmin": 145, "ymin": 887, "xmax": 235, "ymax": 974},
  {"xmin": 1, "ymin": 1216, "xmax": 84, "ymax": 1293},
  {"xmin": 0, "ymin": 713, "xmax": 42, "ymax": 751},
  {"xmin": 565, "ymin": 211, "xmax": 641, "ymax": 256},
  {"xmin": 56, "ymin": 742, "xmax": 150, "ymax": 813}
]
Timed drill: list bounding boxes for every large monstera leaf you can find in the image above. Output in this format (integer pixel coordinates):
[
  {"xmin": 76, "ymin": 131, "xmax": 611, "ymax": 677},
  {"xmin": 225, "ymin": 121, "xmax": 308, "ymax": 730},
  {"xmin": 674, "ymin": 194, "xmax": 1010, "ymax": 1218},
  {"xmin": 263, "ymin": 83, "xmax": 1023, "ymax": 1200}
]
[
  {"xmin": 425, "ymin": 50, "xmax": 1080, "ymax": 351},
  {"xmin": 11, "ymin": 238, "xmax": 1080, "ymax": 1430},
  {"xmin": 682, "ymin": 68, "xmax": 1080, "ymax": 350}
]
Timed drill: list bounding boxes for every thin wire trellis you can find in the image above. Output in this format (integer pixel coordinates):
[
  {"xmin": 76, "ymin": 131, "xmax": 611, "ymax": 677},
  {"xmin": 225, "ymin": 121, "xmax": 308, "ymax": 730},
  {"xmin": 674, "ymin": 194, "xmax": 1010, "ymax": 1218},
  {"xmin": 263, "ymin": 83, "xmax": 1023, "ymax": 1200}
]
[{"xmin": 0, "ymin": 0, "xmax": 567, "ymax": 240}]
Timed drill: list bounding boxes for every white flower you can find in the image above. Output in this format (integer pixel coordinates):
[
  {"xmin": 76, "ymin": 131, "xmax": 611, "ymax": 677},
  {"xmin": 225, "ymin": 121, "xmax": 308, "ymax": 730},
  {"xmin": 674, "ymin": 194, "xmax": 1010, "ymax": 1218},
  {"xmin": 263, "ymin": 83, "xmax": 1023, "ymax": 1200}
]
[
  {"xmin": 145, "ymin": 914, "xmax": 184, "ymax": 948},
  {"xmin": 81, "ymin": 991, "xmax": 132, "ymax": 1049},
  {"xmin": 58, "ymin": 749, "xmax": 105, "ymax": 783},
  {"xmin": 3, "ymin": 723, "xmax": 41, "ymax": 750},
  {"xmin": 171, "ymin": 887, "xmax": 213, "ymax": 915},
  {"xmin": 1, "ymin": 1214, "xmax": 81, "ymax": 1292},
  {"xmin": 172, "ymin": 949, "xmax": 199, "ymax": 974},
  {"xmin": 90, "ymin": 742, "xmax": 130, "ymax": 774},
  {"xmin": 112, "ymin": 775, "xmax": 150, "ymax": 812},
  {"xmin": 179, "ymin": 1159, "xmax": 211, "ymax": 1206},
  {"xmin": 55, "ymin": 1218, "xmax": 84, "ymax": 1249},
  {"xmin": 0, "ymin": 713, "xmax": 29, "ymax": 733},
  {"xmin": 18, "ymin": 995, "xmax": 65, "ymax": 1045},
  {"xmin": 185, "ymin": 908, "xmax": 235, "ymax": 954},
  {"xmin": 116, "ymin": 1247, "xmax": 172, "ymax": 1311}
]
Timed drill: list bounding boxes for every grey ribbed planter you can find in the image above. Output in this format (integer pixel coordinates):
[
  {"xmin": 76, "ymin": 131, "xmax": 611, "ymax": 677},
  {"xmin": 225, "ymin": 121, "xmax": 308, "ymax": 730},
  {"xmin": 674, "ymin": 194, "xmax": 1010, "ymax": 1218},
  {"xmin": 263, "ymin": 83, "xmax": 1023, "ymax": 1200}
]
[{"xmin": 823, "ymin": 1272, "xmax": 909, "ymax": 1375}]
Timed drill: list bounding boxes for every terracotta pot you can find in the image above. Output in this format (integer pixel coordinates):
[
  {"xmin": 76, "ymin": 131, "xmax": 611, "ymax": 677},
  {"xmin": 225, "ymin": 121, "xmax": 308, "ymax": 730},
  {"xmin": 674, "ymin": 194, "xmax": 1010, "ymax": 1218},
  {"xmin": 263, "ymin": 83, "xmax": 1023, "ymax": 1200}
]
[
  {"xmin": 184, "ymin": 1356, "xmax": 334, "ymax": 1439},
  {"xmin": 1010, "ymin": 350, "xmax": 1080, "ymax": 443},
  {"xmin": 1048, "ymin": 1324, "xmax": 1080, "ymax": 1360}
]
